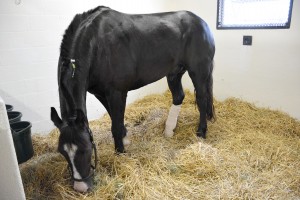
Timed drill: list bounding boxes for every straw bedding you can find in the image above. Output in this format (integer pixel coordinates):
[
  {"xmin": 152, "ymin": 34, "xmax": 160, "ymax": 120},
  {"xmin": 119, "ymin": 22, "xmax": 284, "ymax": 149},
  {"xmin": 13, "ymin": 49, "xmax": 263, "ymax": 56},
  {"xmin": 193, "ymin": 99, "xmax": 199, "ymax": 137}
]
[{"xmin": 20, "ymin": 91, "xmax": 300, "ymax": 199}]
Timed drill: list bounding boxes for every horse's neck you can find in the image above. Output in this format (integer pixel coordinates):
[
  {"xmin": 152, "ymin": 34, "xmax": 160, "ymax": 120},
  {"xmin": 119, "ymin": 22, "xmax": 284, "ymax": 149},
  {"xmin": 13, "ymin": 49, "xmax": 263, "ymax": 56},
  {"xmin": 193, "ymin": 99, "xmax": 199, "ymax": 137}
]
[
  {"xmin": 58, "ymin": 57, "xmax": 88, "ymax": 120},
  {"xmin": 59, "ymin": 87, "xmax": 87, "ymax": 120}
]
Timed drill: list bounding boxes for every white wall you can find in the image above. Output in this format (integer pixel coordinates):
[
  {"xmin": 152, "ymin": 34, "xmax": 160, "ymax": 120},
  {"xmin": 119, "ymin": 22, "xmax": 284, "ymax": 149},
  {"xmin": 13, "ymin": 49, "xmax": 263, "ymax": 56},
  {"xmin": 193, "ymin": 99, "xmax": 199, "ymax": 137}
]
[{"xmin": 0, "ymin": 1, "xmax": 299, "ymax": 134}]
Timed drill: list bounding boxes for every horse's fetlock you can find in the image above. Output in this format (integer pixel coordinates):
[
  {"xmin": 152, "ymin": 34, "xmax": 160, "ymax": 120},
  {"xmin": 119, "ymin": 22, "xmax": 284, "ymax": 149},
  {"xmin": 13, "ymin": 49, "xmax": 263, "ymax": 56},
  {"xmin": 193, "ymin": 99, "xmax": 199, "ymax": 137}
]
[{"xmin": 115, "ymin": 145, "xmax": 125, "ymax": 154}]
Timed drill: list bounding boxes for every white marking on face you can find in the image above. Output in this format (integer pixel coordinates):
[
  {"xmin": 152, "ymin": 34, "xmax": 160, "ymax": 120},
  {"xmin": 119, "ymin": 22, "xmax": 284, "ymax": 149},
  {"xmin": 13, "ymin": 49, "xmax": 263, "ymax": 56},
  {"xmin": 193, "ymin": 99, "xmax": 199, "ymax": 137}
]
[{"xmin": 64, "ymin": 144, "xmax": 89, "ymax": 192}]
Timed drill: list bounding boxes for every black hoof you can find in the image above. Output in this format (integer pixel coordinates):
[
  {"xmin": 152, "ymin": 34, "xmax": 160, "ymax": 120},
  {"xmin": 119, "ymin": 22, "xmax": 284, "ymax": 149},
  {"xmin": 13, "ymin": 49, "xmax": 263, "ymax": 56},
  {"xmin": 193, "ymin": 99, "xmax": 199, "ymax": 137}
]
[
  {"xmin": 196, "ymin": 131, "xmax": 206, "ymax": 139},
  {"xmin": 115, "ymin": 147, "xmax": 126, "ymax": 154}
]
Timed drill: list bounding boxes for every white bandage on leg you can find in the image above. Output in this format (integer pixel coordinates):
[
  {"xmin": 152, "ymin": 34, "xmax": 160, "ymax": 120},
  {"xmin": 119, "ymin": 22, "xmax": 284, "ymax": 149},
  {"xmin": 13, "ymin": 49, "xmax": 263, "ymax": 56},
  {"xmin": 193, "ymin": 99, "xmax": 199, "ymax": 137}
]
[{"xmin": 164, "ymin": 104, "xmax": 181, "ymax": 137}]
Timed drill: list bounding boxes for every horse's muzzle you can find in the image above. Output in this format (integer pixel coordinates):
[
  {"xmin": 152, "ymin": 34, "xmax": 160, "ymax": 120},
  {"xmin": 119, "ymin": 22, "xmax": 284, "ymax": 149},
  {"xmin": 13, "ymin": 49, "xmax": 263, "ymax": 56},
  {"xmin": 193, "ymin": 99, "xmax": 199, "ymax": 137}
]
[{"xmin": 73, "ymin": 177, "xmax": 93, "ymax": 193}]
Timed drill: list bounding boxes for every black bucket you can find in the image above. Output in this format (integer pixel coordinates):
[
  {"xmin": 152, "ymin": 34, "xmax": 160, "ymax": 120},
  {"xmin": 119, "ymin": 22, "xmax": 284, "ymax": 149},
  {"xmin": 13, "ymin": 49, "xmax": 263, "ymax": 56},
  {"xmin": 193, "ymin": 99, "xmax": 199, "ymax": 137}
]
[
  {"xmin": 7, "ymin": 111, "xmax": 22, "ymax": 124},
  {"xmin": 6, "ymin": 104, "xmax": 13, "ymax": 111},
  {"xmin": 10, "ymin": 121, "xmax": 34, "ymax": 164}
]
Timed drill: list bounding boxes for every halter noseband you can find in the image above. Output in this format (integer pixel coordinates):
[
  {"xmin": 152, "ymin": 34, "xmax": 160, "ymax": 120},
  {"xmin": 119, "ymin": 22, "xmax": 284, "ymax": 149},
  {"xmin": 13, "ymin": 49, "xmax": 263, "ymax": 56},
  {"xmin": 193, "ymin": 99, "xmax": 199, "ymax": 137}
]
[{"xmin": 67, "ymin": 128, "xmax": 98, "ymax": 182}]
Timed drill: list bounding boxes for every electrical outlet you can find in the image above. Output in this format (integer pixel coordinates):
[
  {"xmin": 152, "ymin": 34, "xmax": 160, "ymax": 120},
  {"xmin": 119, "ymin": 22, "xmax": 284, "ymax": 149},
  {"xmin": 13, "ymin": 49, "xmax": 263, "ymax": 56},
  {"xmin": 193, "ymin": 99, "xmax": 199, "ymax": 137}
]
[{"xmin": 243, "ymin": 36, "xmax": 252, "ymax": 46}]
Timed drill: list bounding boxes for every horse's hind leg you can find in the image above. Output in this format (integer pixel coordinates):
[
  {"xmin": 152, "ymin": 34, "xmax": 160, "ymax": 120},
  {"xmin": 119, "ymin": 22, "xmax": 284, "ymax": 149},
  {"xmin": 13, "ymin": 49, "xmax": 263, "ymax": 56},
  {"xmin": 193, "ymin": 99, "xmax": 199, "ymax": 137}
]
[
  {"xmin": 164, "ymin": 70, "xmax": 186, "ymax": 137},
  {"xmin": 188, "ymin": 58, "xmax": 214, "ymax": 138}
]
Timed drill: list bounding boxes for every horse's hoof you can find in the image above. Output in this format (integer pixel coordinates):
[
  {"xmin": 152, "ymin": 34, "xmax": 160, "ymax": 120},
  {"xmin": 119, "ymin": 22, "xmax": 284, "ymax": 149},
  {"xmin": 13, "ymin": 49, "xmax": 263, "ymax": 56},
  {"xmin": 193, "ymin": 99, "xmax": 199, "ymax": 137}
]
[
  {"xmin": 164, "ymin": 128, "xmax": 174, "ymax": 137},
  {"xmin": 115, "ymin": 146, "xmax": 126, "ymax": 154},
  {"xmin": 196, "ymin": 131, "xmax": 206, "ymax": 139},
  {"xmin": 116, "ymin": 150, "xmax": 126, "ymax": 155}
]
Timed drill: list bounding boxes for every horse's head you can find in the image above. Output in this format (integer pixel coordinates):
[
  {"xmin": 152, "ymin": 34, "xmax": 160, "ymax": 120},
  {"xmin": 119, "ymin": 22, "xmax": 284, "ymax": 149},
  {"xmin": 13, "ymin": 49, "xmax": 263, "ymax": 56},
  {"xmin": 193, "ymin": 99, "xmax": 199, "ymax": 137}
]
[{"xmin": 51, "ymin": 107, "xmax": 96, "ymax": 193}]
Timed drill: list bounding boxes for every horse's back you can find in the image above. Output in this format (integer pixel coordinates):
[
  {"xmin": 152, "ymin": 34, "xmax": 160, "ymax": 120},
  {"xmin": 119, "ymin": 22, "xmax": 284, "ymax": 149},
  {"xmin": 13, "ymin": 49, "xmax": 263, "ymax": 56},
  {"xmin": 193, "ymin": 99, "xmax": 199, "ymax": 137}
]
[{"xmin": 60, "ymin": 7, "xmax": 215, "ymax": 92}]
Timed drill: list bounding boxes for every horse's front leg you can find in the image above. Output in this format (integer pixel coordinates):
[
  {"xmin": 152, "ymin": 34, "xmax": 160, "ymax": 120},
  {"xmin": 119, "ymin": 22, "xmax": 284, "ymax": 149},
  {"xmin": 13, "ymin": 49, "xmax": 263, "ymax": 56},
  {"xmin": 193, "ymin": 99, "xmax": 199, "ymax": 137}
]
[{"xmin": 106, "ymin": 89, "xmax": 128, "ymax": 153}]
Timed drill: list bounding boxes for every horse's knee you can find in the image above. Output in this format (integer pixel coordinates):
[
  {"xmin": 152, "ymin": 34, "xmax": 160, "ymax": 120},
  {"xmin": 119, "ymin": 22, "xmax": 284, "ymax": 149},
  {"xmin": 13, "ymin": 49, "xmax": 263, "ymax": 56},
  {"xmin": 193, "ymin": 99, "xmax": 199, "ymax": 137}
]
[{"xmin": 173, "ymin": 91, "xmax": 185, "ymax": 105}]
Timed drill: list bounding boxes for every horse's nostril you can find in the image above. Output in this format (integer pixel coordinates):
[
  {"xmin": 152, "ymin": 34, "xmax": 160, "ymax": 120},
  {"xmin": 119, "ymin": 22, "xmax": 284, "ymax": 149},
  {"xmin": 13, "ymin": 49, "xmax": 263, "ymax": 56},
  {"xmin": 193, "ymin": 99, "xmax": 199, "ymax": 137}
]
[{"xmin": 74, "ymin": 181, "xmax": 89, "ymax": 193}]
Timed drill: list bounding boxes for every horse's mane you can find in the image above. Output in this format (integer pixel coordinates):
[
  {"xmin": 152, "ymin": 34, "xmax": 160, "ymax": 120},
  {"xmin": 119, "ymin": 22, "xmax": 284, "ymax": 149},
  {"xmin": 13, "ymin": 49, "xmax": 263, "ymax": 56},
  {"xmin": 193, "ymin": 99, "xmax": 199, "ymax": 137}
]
[{"xmin": 60, "ymin": 6, "xmax": 108, "ymax": 60}]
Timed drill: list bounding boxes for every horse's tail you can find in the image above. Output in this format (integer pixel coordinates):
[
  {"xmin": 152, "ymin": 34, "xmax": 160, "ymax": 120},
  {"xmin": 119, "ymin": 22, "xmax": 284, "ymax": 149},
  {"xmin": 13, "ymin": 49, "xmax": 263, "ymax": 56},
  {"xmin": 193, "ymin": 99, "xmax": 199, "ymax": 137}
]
[{"xmin": 206, "ymin": 60, "xmax": 215, "ymax": 121}]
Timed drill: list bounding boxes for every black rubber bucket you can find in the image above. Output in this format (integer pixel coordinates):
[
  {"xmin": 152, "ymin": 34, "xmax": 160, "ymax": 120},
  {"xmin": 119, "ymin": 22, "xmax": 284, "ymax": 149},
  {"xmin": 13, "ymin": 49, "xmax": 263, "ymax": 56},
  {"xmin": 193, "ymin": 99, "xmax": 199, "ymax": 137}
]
[
  {"xmin": 7, "ymin": 111, "xmax": 22, "ymax": 124},
  {"xmin": 10, "ymin": 121, "xmax": 34, "ymax": 164},
  {"xmin": 6, "ymin": 104, "xmax": 13, "ymax": 111}
]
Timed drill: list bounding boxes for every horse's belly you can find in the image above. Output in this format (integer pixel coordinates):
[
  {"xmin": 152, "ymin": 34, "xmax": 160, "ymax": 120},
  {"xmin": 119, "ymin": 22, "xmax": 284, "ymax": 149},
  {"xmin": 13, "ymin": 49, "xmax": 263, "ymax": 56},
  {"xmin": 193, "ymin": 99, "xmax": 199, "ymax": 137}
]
[
  {"xmin": 129, "ymin": 62, "xmax": 179, "ymax": 91},
  {"xmin": 129, "ymin": 76, "xmax": 164, "ymax": 91}
]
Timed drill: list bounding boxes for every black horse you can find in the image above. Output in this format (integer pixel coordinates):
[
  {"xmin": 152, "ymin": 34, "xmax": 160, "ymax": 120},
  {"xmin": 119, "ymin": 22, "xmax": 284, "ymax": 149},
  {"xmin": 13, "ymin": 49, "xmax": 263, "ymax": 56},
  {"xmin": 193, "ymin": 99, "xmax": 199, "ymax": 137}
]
[{"xmin": 51, "ymin": 6, "xmax": 215, "ymax": 192}]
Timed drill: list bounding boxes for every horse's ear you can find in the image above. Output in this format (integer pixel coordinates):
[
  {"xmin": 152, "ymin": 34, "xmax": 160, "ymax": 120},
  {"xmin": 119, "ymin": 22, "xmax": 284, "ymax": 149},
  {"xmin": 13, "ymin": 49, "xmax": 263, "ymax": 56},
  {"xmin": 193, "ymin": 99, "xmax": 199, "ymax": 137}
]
[
  {"xmin": 51, "ymin": 107, "xmax": 63, "ymax": 128},
  {"xmin": 75, "ymin": 109, "xmax": 87, "ymax": 126}
]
